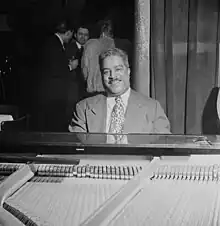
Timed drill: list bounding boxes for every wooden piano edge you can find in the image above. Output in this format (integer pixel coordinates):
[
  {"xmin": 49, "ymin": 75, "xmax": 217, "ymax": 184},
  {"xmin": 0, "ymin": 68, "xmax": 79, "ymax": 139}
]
[
  {"xmin": 0, "ymin": 207, "xmax": 24, "ymax": 226},
  {"xmin": 0, "ymin": 164, "xmax": 35, "ymax": 207},
  {"xmin": 80, "ymin": 157, "xmax": 160, "ymax": 226},
  {"xmin": 0, "ymin": 165, "xmax": 35, "ymax": 226}
]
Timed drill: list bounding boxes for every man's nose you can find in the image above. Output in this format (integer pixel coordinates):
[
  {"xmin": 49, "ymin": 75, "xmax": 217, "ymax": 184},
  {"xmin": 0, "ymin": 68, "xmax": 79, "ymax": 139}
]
[{"xmin": 109, "ymin": 71, "xmax": 117, "ymax": 79}]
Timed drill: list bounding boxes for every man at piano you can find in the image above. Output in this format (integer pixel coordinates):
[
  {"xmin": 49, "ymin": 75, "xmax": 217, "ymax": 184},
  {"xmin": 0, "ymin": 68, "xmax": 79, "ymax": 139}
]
[{"xmin": 68, "ymin": 47, "xmax": 170, "ymax": 135}]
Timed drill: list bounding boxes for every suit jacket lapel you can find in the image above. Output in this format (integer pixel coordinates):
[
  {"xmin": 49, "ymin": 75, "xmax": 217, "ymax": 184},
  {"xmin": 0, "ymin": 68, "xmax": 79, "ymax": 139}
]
[{"xmin": 87, "ymin": 95, "xmax": 107, "ymax": 133}]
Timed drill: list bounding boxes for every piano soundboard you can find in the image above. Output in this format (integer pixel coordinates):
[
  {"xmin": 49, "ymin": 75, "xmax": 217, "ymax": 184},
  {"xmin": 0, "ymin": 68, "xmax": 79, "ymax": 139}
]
[
  {"xmin": 0, "ymin": 155, "xmax": 151, "ymax": 226},
  {"xmin": 1, "ymin": 154, "xmax": 220, "ymax": 226}
]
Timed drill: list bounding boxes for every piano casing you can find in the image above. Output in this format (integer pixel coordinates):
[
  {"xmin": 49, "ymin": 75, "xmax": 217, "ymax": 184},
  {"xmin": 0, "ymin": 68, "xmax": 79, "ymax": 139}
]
[{"xmin": 0, "ymin": 132, "xmax": 220, "ymax": 226}]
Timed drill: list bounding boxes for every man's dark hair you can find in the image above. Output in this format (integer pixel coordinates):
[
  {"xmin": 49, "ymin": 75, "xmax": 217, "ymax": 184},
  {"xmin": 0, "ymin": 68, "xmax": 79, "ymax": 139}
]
[
  {"xmin": 100, "ymin": 20, "xmax": 113, "ymax": 37},
  {"xmin": 55, "ymin": 20, "xmax": 73, "ymax": 34},
  {"xmin": 75, "ymin": 23, "xmax": 90, "ymax": 34}
]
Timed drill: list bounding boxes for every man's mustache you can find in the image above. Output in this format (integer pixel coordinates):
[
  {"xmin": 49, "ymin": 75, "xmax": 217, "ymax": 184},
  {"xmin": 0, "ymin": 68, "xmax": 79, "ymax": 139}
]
[{"xmin": 108, "ymin": 78, "xmax": 121, "ymax": 83}]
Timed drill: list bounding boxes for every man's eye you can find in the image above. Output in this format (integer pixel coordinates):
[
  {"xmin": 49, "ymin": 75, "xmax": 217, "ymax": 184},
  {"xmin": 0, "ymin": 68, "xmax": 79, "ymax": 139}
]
[
  {"xmin": 116, "ymin": 68, "xmax": 123, "ymax": 72},
  {"xmin": 103, "ymin": 71, "xmax": 110, "ymax": 75}
]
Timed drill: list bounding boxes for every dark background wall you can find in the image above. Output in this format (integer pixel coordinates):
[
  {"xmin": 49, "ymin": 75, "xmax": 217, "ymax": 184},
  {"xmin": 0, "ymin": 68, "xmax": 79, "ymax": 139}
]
[
  {"xmin": 0, "ymin": 0, "xmax": 135, "ymax": 106},
  {"xmin": 0, "ymin": 0, "xmax": 134, "ymax": 36},
  {"xmin": 0, "ymin": 0, "xmax": 134, "ymax": 59}
]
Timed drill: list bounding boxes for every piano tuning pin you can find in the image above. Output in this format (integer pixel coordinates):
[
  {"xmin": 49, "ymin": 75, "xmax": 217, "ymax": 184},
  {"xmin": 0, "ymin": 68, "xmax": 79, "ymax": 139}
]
[
  {"xmin": 153, "ymin": 167, "xmax": 160, "ymax": 179},
  {"xmin": 195, "ymin": 166, "xmax": 201, "ymax": 181},
  {"xmin": 81, "ymin": 166, "xmax": 86, "ymax": 178},
  {"xmin": 157, "ymin": 166, "xmax": 162, "ymax": 179},
  {"xmin": 186, "ymin": 165, "xmax": 191, "ymax": 181},
  {"xmin": 201, "ymin": 166, "xmax": 205, "ymax": 181},
  {"xmin": 174, "ymin": 166, "xmax": 179, "ymax": 180},
  {"xmin": 157, "ymin": 165, "xmax": 163, "ymax": 179},
  {"xmin": 204, "ymin": 166, "xmax": 209, "ymax": 182},
  {"xmin": 212, "ymin": 164, "xmax": 218, "ymax": 182},
  {"xmin": 208, "ymin": 165, "xmax": 214, "ymax": 181},
  {"xmin": 98, "ymin": 165, "xmax": 103, "ymax": 179},
  {"xmin": 174, "ymin": 166, "xmax": 180, "ymax": 180},
  {"xmin": 170, "ymin": 166, "xmax": 175, "ymax": 180},
  {"xmin": 163, "ymin": 165, "xmax": 169, "ymax": 179},
  {"xmin": 179, "ymin": 166, "xmax": 184, "ymax": 180},
  {"xmin": 217, "ymin": 166, "xmax": 220, "ymax": 182},
  {"xmin": 77, "ymin": 166, "xmax": 82, "ymax": 178},
  {"xmin": 161, "ymin": 165, "xmax": 168, "ymax": 179},
  {"xmin": 168, "ymin": 167, "xmax": 173, "ymax": 179},
  {"xmin": 191, "ymin": 165, "xmax": 197, "ymax": 181}
]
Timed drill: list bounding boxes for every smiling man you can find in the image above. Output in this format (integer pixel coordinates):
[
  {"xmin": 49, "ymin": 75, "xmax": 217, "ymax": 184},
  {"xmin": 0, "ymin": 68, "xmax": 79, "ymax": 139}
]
[{"xmin": 69, "ymin": 48, "xmax": 171, "ymax": 134}]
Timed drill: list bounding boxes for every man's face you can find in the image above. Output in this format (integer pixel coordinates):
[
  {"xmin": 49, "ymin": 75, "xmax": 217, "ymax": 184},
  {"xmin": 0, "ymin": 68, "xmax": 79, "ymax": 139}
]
[
  {"xmin": 64, "ymin": 30, "xmax": 73, "ymax": 43},
  {"xmin": 101, "ymin": 55, "xmax": 130, "ymax": 96},
  {"xmin": 75, "ymin": 27, "xmax": 89, "ymax": 45}
]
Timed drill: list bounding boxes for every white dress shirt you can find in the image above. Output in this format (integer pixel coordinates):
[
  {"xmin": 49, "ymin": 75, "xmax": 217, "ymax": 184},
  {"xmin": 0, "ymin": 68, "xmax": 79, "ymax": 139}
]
[{"xmin": 106, "ymin": 88, "xmax": 131, "ymax": 133}]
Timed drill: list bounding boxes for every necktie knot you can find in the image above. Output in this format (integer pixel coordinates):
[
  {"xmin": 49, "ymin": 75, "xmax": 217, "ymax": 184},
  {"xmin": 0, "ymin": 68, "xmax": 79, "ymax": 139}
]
[{"xmin": 115, "ymin": 96, "xmax": 122, "ymax": 104}]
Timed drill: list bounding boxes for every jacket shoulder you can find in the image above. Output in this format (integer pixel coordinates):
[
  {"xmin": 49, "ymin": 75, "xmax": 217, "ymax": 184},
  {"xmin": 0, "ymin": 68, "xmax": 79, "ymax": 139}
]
[
  {"xmin": 131, "ymin": 90, "xmax": 160, "ymax": 106},
  {"xmin": 77, "ymin": 94, "xmax": 105, "ymax": 108}
]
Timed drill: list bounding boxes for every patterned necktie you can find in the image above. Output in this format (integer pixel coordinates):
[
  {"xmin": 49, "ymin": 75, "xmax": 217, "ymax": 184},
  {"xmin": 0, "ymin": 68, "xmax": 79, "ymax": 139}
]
[{"xmin": 109, "ymin": 96, "xmax": 125, "ymax": 134}]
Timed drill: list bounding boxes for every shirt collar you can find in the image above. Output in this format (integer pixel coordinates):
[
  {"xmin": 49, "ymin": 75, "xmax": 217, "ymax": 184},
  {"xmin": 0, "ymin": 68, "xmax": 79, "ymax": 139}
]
[
  {"xmin": 76, "ymin": 41, "xmax": 82, "ymax": 49},
  {"xmin": 107, "ymin": 88, "xmax": 131, "ymax": 106},
  {"xmin": 55, "ymin": 33, "xmax": 64, "ymax": 49}
]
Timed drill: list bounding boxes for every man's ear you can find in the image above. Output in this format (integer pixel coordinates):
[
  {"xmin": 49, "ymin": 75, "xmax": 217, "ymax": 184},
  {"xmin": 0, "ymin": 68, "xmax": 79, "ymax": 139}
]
[{"xmin": 128, "ymin": 67, "xmax": 131, "ymax": 77}]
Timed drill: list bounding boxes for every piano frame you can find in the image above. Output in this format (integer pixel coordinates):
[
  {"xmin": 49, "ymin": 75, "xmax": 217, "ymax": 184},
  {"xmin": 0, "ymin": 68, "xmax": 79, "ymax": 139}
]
[{"xmin": 0, "ymin": 131, "xmax": 220, "ymax": 156}]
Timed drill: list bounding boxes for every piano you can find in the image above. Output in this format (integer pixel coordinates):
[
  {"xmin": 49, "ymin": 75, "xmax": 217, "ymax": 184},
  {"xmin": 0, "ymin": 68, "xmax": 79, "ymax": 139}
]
[{"xmin": 0, "ymin": 132, "xmax": 220, "ymax": 226}]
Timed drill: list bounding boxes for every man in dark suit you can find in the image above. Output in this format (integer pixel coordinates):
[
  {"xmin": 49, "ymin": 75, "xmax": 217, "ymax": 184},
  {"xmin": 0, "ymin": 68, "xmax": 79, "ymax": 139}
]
[
  {"xmin": 33, "ymin": 21, "xmax": 76, "ymax": 132},
  {"xmin": 69, "ymin": 48, "xmax": 170, "ymax": 137},
  {"xmin": 65, "ymin": 25, "xmax": 90, "ymax": 100},
  {"xmin": 65, "ymin": 25, "xmax": 90, "ymax": 62}
]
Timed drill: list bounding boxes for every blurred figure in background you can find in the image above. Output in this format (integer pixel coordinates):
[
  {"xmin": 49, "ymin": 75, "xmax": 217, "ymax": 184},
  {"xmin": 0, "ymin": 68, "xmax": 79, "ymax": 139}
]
[
  {"xmin": 32, "ymin": 20, "xmax": 75, "ymax": 132},
  {"xmin": 82, "ymin": 20, "xmax": 115, "ymax": 95}
]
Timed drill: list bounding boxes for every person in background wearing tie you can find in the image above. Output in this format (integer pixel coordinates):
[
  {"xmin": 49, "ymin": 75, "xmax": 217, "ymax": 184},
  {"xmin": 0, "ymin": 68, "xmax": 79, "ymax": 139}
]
[
  {"xmin": 65, "ymin": 24, "xmax": 90, "ymax": 122},
  {"xmin": 65, "ymin": 24, "xmax": 90, "ymax": 70},
  {"xmin": 65, "ymin": 24, "xmax": 90, "ymax": 98},
  {"xmin": 69, "ymin": 48, "xmax": 171, "ymax": 137}
]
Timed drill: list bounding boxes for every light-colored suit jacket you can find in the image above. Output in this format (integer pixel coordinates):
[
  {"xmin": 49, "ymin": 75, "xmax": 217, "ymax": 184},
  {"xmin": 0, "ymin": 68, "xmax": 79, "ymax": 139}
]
[
  {"xmin": 69, "ymin": 90, "xmax": 171, "ymax": 134},
  {"xmin": 82, "ymin": 37, "xmax": 115, "ymax": 93}
]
